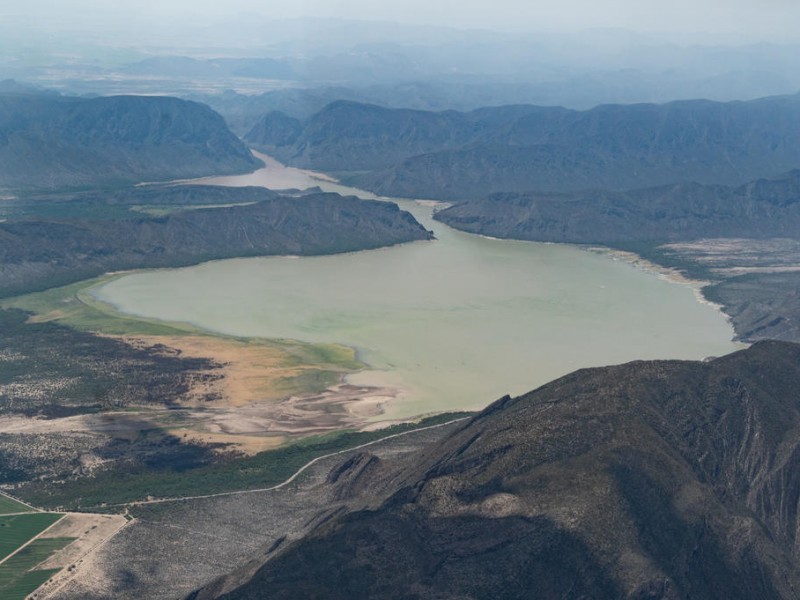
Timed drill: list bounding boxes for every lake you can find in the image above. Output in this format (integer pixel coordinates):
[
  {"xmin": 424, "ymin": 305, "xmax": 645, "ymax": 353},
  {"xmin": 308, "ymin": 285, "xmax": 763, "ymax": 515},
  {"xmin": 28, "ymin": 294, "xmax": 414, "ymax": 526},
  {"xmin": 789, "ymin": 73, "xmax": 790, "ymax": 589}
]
[{"xmin": 94, "ymin": 153, "xmax": 742, "ymax": 419}]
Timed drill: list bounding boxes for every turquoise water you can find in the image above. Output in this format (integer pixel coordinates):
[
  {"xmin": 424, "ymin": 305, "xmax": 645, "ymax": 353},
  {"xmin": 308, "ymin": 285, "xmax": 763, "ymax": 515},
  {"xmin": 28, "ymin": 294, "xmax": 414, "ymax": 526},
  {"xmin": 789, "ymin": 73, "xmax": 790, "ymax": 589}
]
[{"xmin": 95, "ymin": 155, "xmax": 742, "ymax": 418}]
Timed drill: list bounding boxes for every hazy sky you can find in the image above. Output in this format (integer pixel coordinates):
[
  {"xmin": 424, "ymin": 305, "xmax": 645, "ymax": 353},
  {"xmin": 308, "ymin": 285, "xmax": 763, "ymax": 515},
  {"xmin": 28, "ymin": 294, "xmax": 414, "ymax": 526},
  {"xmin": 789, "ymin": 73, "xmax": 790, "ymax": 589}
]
[{"xmin": 3, "ymin": 0, "xmax": 798, "ymax": 41}]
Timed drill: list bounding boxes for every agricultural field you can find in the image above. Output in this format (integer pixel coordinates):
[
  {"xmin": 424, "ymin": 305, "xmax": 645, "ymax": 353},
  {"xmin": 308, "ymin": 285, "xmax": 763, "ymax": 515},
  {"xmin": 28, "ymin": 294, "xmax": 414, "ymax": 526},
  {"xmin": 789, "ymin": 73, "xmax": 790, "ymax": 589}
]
[
  {"xmin": 0, "ymin": 537, "xmax": 73, "ymax": 600},
  {"xmin": 0, "ymin": 513, "xmax": 63, "ymax": 561},
  {"xmin": 0, "ymin": 494, "xmax": 33, "ymax": 515},
  {"xmin": 0, "ymin": 494, "xmax": 75, "ymax": 600}
]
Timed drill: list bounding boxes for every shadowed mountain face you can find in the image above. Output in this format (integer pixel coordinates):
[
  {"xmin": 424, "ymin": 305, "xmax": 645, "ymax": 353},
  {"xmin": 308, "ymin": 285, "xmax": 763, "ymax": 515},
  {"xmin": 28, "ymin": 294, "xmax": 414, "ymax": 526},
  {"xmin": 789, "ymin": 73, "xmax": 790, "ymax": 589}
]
[
  {"xmin": 0, "ymin": 94, "xmax": 261, "ymax": 191},
  {"xmin": 434, "ymin": 170, "xmax": 800, "ymax": 244},
  {"xmin": 247, "ymin": 94, "xmax": 800, "ymax": 199},
  {"xmin": 194, "ymin": 341, "xmax": 800, "ymax": 599}
]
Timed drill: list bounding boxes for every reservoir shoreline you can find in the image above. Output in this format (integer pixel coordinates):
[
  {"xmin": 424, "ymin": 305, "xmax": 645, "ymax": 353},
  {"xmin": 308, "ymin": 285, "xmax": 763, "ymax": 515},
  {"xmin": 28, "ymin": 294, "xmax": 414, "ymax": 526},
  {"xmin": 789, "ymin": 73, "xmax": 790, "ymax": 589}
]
[{"xmin": 92, "ymin": 153, "xmax": 743, "ymax": 422}]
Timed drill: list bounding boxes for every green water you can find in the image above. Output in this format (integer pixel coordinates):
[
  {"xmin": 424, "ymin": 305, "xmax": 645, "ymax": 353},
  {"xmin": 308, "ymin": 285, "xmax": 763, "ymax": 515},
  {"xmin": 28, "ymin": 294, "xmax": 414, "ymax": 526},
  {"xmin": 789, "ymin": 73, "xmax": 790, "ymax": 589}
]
[{"xmin": 95, "ymin": 154, "xmax": 742, "ymax": 418}]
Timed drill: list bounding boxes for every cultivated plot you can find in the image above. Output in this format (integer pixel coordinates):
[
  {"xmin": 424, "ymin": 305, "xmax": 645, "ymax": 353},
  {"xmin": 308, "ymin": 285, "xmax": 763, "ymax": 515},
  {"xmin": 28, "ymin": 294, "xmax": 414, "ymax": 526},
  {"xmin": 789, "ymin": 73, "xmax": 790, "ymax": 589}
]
[
  {"xmin": 0, "ymin": 537, "xmax": 73, "ymax": 600},
  {"xmin": 0, "ymin": 513, "xmax": 63, "ymax": 561},
  {"xmin": 0, "ymin": 494, "xmax": 33, "ymax": 516}
]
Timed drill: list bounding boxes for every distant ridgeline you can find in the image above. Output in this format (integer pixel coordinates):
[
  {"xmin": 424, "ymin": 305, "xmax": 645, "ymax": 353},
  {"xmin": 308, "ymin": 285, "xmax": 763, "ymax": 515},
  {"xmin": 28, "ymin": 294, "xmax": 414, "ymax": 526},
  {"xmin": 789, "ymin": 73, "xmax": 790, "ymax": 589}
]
[
  {"xmin": 0, "ymin": 94, "xmax": 261, "ymax": 191},
  {"xmin": 245, "ymin": 94, "xmax": 800, "ymax": 199}
]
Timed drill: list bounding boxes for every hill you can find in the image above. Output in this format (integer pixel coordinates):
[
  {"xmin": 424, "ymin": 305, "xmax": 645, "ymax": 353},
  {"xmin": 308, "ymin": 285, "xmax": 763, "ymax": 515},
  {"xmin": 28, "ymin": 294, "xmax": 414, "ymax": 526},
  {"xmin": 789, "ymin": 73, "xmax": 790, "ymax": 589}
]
[
  {"xmin": 434, "ymin": 170, "xmax": 800, "ymax": 244},
  {"xmin": 194, "ymin": 341, "xmax": 800, "ymax": 599},
  {"xmin": 0, "ymin": 94, "xmax": 261, "ymax": 191},
  {"xmin": 0, "ymin": 188, "xmax": 433, "ymax": 297},
  {"xmin": 247, "ymin": 94, "xmax": 800, "ymax": 199}
]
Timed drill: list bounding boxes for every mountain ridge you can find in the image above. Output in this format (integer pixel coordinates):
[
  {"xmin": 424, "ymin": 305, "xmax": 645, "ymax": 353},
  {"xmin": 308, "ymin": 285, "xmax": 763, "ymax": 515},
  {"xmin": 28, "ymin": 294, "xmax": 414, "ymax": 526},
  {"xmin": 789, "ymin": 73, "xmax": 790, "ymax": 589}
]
[
  {"xmin": 0, "ymin": 94, "xmax": 262, "ymax": 191},
  {"xmin": 246, "ymin": 93, "xmax": 800, "ymax": 199},
  {"xmin": 193, "ymin": 341, "xmax": 800, "ymax": 599},
  {"xmin": 434, "ymin": 169, "xmax": 800, "ymax": 243}
]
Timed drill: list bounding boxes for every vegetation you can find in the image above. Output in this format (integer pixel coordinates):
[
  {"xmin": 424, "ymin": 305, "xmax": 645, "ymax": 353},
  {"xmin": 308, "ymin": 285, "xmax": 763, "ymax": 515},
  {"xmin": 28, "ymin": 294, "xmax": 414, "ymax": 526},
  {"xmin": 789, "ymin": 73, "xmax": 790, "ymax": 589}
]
[
  {"xmin": 0, "ymin": 494, "xmax": 33, "ymax": 516},
  {"xmin": 2, "ymin": 275, "xmax": 227, "ymax": 336},
  {"xmin": 251, "ymin": 96, "xmax": 800, "ymax": 200},
  {"xmin": 0, "ymin": 514, "xmax": 63, "ymax": 561},
  {"xmin": 0, "ymin": 307, "xmax": 221, "ymax": 416},
  {"xmin": 0, "ymin": 190, "xmax": 433, "ymax": 298},
  {"xmin": 435, "ymin": 171, "xmax": 800, "ymax": 246},
  {"xmin": 0, "ymin": 537, "xmax": 74, "ymax": 600},
  {"xmin": 17, "ymin": 412, "xmax": 474, "ymax": 511},
  {"xmin": 0, "ymin": 94, "xmax": 260, "ymax": 191}
]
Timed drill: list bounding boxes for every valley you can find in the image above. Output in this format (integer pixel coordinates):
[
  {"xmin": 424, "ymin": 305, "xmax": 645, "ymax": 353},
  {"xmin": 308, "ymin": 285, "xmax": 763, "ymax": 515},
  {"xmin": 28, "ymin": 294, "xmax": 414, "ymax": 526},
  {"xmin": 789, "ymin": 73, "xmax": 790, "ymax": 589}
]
[
  {"xmin": 3, "ymin": 9, "xmax": 800, "ymax": 596},
  {"xmin": 93, "ymin": 156, "xmax": 741, "ymax": 420}
]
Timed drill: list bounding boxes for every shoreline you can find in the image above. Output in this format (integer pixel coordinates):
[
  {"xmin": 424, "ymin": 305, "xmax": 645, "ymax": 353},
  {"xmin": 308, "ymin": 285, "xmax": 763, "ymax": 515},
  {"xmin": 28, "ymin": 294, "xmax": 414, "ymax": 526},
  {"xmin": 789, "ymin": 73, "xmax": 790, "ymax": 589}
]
[
  {"xmin": 2, "ymin": 276, "xmax": 412, "ymax": 453},
  {"xmin": 584, "ymin": 245, "xmax": 732, "ymax": 323}
]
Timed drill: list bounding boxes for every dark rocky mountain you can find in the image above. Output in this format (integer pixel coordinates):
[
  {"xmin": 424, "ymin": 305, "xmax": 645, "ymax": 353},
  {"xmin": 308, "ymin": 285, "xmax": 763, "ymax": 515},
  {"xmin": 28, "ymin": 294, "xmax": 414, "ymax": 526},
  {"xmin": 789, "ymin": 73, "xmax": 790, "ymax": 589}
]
[
  {"xmin": 0, "ymin": 189, "xmax": 432, "ymax": 297},
  {"xmin": 434, "ymin": 170, "xmax": 800, "ymax": 244},
  {"xmin": 194, "ymin": 341, "xmax": 800, "ymax": 599},
  {"xmin": 248, "ymin": 94, "xmax": 800, "ymax": 199},
  {"xmin": 0, "ymin": 94, "xmax": 261, "ymax": 191}
]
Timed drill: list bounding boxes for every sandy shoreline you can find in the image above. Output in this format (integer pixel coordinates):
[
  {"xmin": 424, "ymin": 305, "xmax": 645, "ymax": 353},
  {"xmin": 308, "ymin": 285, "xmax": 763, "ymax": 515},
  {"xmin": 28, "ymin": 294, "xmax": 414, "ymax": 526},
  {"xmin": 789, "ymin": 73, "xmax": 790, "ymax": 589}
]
[
  {"xmin": 0, "ymin": 330, "xmax": 406, "ymax": 455},
  {"xmin": 584, "ymin": 246, "xmax": 729, "ymax": 317}
]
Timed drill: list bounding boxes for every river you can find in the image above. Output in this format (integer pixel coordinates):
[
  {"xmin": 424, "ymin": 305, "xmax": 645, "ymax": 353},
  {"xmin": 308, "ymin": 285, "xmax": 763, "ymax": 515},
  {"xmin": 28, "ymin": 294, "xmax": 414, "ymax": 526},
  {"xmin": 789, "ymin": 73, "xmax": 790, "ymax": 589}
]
[{"xmin": 93, "ymin": 153, "xmax": 742, "ymax": 419}]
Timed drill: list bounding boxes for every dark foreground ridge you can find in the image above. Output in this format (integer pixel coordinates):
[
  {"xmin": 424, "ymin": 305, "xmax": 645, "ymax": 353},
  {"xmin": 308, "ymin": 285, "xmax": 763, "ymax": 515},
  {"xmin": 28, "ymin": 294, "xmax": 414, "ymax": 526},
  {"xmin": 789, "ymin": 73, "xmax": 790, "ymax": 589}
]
[
  {"xmin": 0, "ymin": 189, "xmax": 433, "ymax": 297},
  {"xmin": 193, "ymin": 341, "xmax": 800, "ymax": 599},
  {"xmin": 0, "ymin": 94, "xmax": 261, "ymax": 190}
]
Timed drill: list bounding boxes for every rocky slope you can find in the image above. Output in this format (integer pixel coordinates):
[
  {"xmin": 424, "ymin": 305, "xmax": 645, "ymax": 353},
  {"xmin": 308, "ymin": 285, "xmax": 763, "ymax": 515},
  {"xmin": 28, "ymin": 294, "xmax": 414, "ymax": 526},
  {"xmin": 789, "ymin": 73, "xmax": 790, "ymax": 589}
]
[
  {"xmin": 434, "ymin": 170, "xmax": 800, "ymax": 244},
  {"xmin": 194, "ymin": 341, "xmax": 800, "ymax": 599},
  {"xmin": 244, "ymin": 101, "xmax": 558, "ymax": 173},
  {"xmin": 704, "ymin": 272, "xmax": 800, "ymax": 343},
  {"xmin": 247, "ymin": 94, "xmax": 800, "ymax": 199},
  {"xmin": 0, "ymin": 94, "xmax": 261, "ymax": 191},
  {"xmin": 0, "ymin": 189, "xmax": 433, "ymax": 297}
]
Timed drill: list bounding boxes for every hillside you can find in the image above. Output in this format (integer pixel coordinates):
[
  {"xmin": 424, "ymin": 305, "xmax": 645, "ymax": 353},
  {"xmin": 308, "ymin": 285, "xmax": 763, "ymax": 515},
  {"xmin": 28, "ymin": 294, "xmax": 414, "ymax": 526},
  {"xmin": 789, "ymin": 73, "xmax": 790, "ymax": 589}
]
[
  {"xmin": 244, "ymin": 101, "xmax": 555, "ymax": 172},
  {"xmin": 247, "ymin": 94, "xmax": 800, "ymax": 199},
  {"xmin": 0, "ymin": 94, "xmax": 261, "ymax": 191},
  {"xmin": 434, "ymin": 170, "xmax": 800, "ymax": 243},
  {"xmin": 195, "ymin": 341, "xmax": 800, "ymax": 599},
  {"xmin": 0, "ymin": 189, "xmax": 433, "ymax": 297}
]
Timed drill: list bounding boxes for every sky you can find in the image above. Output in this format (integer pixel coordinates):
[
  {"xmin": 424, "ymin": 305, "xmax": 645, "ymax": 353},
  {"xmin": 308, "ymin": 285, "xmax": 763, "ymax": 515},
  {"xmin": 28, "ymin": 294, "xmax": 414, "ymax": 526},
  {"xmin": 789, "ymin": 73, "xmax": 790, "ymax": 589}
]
[{"xmin": 2, "ymin": 0, "xmax": 799, "ymax": 42}]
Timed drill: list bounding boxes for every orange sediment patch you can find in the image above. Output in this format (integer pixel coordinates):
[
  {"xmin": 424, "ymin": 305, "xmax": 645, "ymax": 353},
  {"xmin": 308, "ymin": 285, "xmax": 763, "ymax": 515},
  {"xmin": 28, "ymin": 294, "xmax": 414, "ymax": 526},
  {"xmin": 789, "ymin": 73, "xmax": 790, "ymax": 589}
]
[
  {"xmin": 111, "ymin": 334, "xmax": 402, "ymax": 442},
  {"xmin": 166, "ymin": 429, "xmax": 286, "ymax": 455},
  {"xmin": 0, "ymin": 332, "xmax": 404, "ymax": 455},
  {"xmin": 117, "ymin": 334, "xmax": 315, "ymax": 408}
]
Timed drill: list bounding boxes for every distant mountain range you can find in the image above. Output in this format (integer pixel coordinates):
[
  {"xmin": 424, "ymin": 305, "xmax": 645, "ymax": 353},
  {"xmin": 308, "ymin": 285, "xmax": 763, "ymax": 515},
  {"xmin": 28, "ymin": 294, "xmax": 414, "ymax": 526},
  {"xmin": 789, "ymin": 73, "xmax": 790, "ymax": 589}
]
[
  {"xmin": 0, "ymin": 94, "xmax": 261, "ymax": 191},
  {"xmin": 194, "ymin": 341, "xmax": 800, "ymax": 599},
  {"xmin": 434, "ymin": 170, "xmax": 800, "ymax": 244},
  {"xmin": 121, "ymin": 56, "xmax": 296, "ymax": 80},
  {"xmin": 246, "ymin": 94, "xmax": 800, "ymax": 199},
  {"xmin": 0, "ymin": 188, "xmax": 432, "ymax": 297}
]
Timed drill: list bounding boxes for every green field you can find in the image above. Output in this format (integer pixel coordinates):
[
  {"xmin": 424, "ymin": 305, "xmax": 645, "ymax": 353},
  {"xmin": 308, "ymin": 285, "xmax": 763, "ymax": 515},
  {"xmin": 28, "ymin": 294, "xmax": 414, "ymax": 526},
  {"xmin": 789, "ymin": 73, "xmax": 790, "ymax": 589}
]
[
  {"xmin": 0, "ymin": 494, "xmax": 34, "ymax": 516},
  {"xmin": 1, "ymin": 276, "xmax": 205, "ymax": 337},
  {"xmin": 0, "ymin": 537, "xmax": 74, "ymax": 600},
  {"xmin": 0, "ymin": 514, "xmax": 63, "ymax": 561}
]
